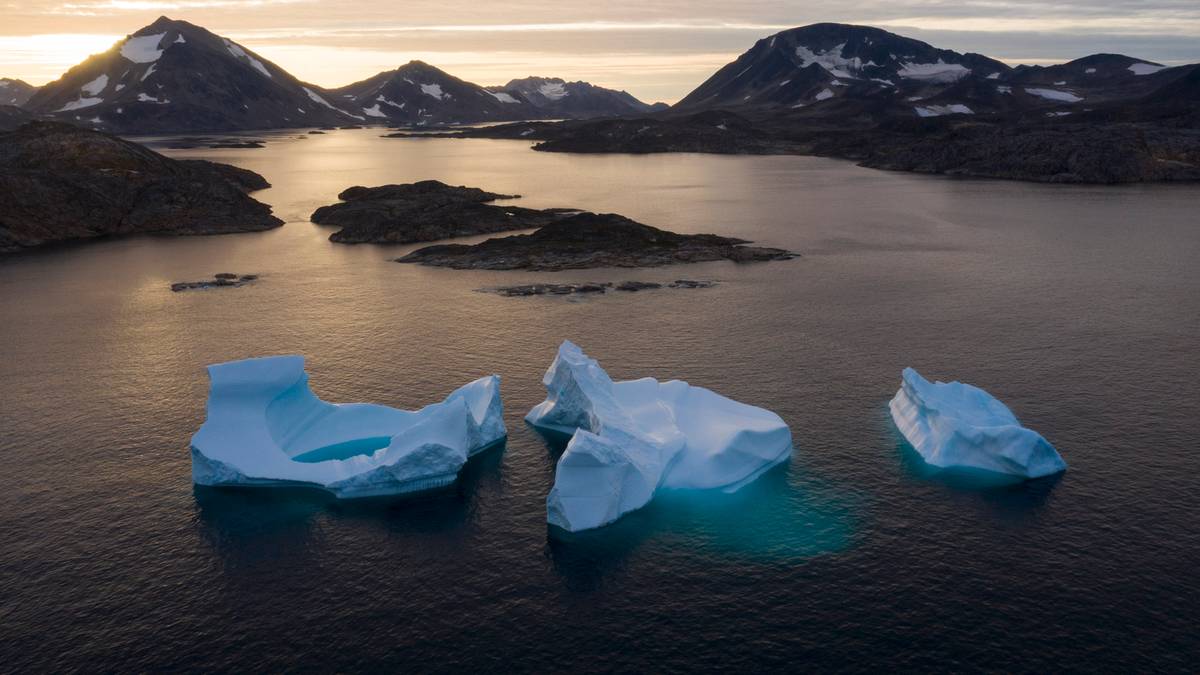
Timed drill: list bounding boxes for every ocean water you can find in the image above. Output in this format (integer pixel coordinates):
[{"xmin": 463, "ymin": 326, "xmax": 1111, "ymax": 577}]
[{"xmin": 1, "ymin": 129, "xmax": 1198, "ymax": 672}]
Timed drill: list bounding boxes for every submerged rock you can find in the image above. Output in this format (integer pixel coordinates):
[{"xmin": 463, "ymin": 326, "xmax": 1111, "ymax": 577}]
[
  {"xmin": 889, "ymin": 367, "xmax": 1067, "ymax": 478},
  {"xmin": 527, "ymin": 341, "xmax": 793, "ymax": 532},
  {"xmin": 171, "ymin": 273, "xmax": 259, "ymax": 291},
  {"xmin": 208, "ymin": 140, "xmax": 264, "ymax": 148},
  {"xmin": 190, "ymin": 355, "xmax": 506, "ymax": 498},
  {"xmin": 396, "ymin": 212, "xmax": 796, "ymax": 271},
  {"xmin": 482, "ymin": 280, "xmax": 712, "ymax": 297},
  {"xmin": 0, "ymin": 122, "xmax": 282, "ymax": 253},
  {"xmin": 310, "ymin": 179, "xmax": 578, "ymax": 244},
  {"xmin": 614, "ymin": 281, "xmax": 663, "ymax": 292}
]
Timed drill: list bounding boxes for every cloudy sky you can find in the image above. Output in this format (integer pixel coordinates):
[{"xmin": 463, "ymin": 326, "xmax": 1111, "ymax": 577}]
[{"xmin": 2, "ymin": 0, "xmax": 1198, "ymax": 102}]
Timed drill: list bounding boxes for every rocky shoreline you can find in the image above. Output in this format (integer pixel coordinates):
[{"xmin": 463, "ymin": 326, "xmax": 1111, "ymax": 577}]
[{"xmin": 0, "ymin": 122, "xmax": 282, "ymax": 253}]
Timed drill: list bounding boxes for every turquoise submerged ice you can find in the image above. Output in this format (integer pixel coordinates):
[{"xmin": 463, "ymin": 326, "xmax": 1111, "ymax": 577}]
[
  {"xmin": 890, "ymin": 367, "xmax": 1066, "ymax": 479},
  {"xmin": 190, "ymin": 356, "xmax": 505, "ymax": 498},
  {"xmin": 527, "ymin": 341, "xmax": 793, "ymax": 533}
]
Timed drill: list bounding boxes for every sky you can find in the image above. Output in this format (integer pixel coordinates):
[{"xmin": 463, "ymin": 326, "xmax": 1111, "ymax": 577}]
[{"xmin": 2, "ymin": 1, "xmax": 1199, "ymax": 103}]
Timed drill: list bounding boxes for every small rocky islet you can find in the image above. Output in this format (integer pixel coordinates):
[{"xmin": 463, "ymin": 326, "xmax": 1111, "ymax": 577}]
[
  {"xmin": 394, "ymin": 211, "xmax": 796, "ymax": 271},
  {"xmin": 171, "ymin": 273, "xmax": 259, "ymax": 292},
  {"xmin": 310, "ymin": 180, "xmax": 578, "ymax": 244}
]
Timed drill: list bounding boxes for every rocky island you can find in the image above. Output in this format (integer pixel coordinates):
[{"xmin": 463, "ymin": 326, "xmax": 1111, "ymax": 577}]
[
  {"xmin": 0, "ymin": 122, "xmax": 281, "ymax": 253},
  {"xmin": 310, "ymin": 180, "xmax": 579, "ymax": 244},
  {"xmin": 395, "ymin": 212, "xmax": 795, "ymax": 271}
]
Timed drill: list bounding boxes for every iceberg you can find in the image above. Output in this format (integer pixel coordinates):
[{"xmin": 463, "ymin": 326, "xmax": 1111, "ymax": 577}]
[
  {"xmin": 527, "ymin": 341, "xmax": 792, "ymax": 532},
  {"xmin": 190, "ymin": 355, "xmax": 505, "ymax": 498},
  {"xmin": 889, "ymin": 367, "xmax": 1066, "ymax": 479}
]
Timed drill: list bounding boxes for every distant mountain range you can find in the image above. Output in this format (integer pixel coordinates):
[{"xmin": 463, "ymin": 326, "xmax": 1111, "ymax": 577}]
[
  {"xmin": 488, "ymin": 77, "xmax": 668, "ymax": 118},
  {"xmin": 4, "ymin": 19, "xmax": 1198, "ymax": 182},
  {"xmin": 445, "ymin": 23, "xmax": 1200, "ymax": 183},
  {"xmin": 5, "ymin": 17, "xmax": 662, "ymax": 133}
]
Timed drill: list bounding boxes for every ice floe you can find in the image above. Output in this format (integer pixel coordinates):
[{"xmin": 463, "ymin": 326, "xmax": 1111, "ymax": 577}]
[
  {"xmin": 889, "ymin": 367, "xmax": 1066, "ymax": 479},
  {"xmin": 190, "ymin": 355, "xmax": 506, "ymax": 498},
  {"xmin": 528, "ymin": 341, "xmax": 792, "ymax": 532}
]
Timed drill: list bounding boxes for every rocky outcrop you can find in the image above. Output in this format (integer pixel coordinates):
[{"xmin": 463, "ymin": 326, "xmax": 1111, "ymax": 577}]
[
  {"xmin": 396, "ymin": 212, "xmax": 795, "ymax": 271},
  {"xmin": 171, "ymin": 273, "xmax": 259, "ymax": 291},
  {"xmin": 310, "ymin": 180, "xmax": 578, "ymax": 244},
  {"xmin": 0, "ymin": 122, "xmax": 282, "ymax": 253}
]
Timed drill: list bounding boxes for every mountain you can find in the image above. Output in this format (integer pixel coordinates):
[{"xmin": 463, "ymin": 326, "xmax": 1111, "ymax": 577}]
[
  {"xmin": 675, "ymin": 23, "xmax": 1009, "ymax": 112},
  {"xmin": 488, "ymin": 77, "xmax": 667, "ymax": 118},
  {"xmin": 0, "ymin": 121, "xmax": 281, "ymax": 252},
  {"xmin": 25, "ymin": 16, "xmax": 356, "ymax": 133},
  {"xmin": 1, "ymin": 79, "xmax": 38, "ymax": 107},
  {"xmin": 330, "ymin": 61, "xmax": 542, "ymax": 126},
  {"xmin": 672, "ymin": 23, "xmax": 1194, "ymax": 120}
]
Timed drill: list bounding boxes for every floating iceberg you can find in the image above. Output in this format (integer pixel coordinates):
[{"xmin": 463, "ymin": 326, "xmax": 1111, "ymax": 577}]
[
  {"xmin": 527, "ymin": 341, "xmax": 792, "ymax": 532},
  {"xmin": 889, "ymin": 367, "xmax": 1066, "ymax": 479},
  {"xmin": 190, "ymin": 356, "xmax": 505, "ymax": 498}
]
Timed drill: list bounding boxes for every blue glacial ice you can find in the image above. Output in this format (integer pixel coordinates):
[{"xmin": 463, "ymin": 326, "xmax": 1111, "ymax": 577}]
[
  {"xmin": 889, "ymin": 367, "xmax": 1066, "ymax": 479},
  {"xmin": 190, "ymin": 355, "xmax": 505, "ymax": 498},
  {"xmin": 527, "ymin": 341, "xmax": 793, "ymax": 532}
]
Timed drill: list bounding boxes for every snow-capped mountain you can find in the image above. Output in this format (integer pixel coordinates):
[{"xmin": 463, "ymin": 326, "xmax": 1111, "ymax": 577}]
[
  {"xmin": 330, "ymin": 61, "xmax": 541, "ymax": 125},
  {"xmin": 1, "ymin": 79, "xmax": 38, "ymax": 107},
  {"xmin": 488, "ymin": 77, "xmax": 667, "ymax": 118},
  {"xmin": 674, "ymin": 23, "xmax": 1194, "ymax": 120},
  {"xmin": 676, "ymin": 23, "xmax": 1009, "ymax": 112},
  {"xmin": 25, "ymin": 16, "xmax": 356, "ymax": 133}
]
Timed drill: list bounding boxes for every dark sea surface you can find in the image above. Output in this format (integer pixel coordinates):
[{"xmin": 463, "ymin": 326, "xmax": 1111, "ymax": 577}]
[{"xmin": 1, "ymin": 130, "xmax": 1198, "ymax": 672}]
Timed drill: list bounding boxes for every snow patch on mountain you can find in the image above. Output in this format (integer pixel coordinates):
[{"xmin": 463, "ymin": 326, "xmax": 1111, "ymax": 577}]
[
  {"xmin": 1025, "ymin": 87, "xmax": 1083, "ymax": 102},
  {"xmin": 303, "ymin": 87, "xmax": 336, "ymax": 110},
  {"xmin": 141, "ymin": 64, "xmax": 156, "ymax": 82},
  {"xmin": 81, "ymin": 74, "xmax": 108, "ymax": 96},
  {"xmin": 120, "ymin": 33, "xmax": 166, "ymax": 64},
  {"xmin": 420, "ymin": 83, "xmax": 447, "ymax": 100},
  {"xmin": 488, "ymin": 91, "xmax": 520, "ymax": 103},
  {"xmin": 377, "ymin": 95, "xmax": 405, "ymax": 109},
  {"xmin": 898, "ymin": 60, "xmax": 970, "ymax": 83},
  {"xmin": 538, "ymin": 81, "xmax": 568, "ymax": 99},
  {"xmin": 1128, "ymin": 62, "xmax": 1167, "ymax": 76},
  {"xmin": 222, "ymin": 38, "xmax": 272, "ymax": 79},
  {"xmin": 914, "ymin": 103, "xmax": 973, "ymax": 117},
  {"xmin": 794, "ymin": 43, "xmax": 864, "ymax": 79},
  {"xmin": 814, "ymin": 88, "xmax": 834, "ymax": 101},
  {"xmin": 362, "ymin": 104, "xmax": 387, "ymax": 117},
  {"xmin": 137, "ymin": 92, "xmax": 168, "ymax": 104},
  {"xmin": 57, "ymin": 97, "xmax": 103, "ymax": 112}
]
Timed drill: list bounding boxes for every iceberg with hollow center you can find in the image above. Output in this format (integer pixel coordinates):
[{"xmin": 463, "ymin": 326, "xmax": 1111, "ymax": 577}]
[
  {"xmin": 889, "ymin": 367, "xmax": 1066, "ymax": 479},
  {"xmin": 190, "ymin": 355, "xmax": 505, "ymax": 498},
  {"xmin": 527, "ymin": 341, "xmax": 792, "ymax": 532}
]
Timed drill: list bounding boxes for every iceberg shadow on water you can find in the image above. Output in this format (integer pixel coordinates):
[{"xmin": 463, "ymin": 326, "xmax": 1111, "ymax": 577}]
[
  {"xmin": 891, "ymin": 437, "xmax": 1065, "ymax": 519},
  {"xmin": 545, "ymin": 462, "xmax": 857, "ymax": 591},
  {"xmin": 193, "ymin": 438, "xmax": 509, "ymax": 558}
]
